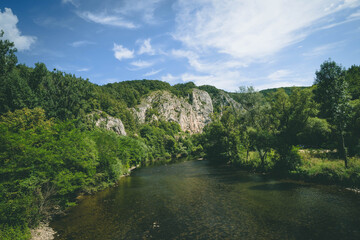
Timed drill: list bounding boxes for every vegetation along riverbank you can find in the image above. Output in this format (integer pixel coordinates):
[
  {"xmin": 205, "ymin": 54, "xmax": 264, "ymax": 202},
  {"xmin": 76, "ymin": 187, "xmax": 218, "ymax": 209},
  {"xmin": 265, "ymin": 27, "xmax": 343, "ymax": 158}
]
[{"xmin": 1, "ymin": 33, "xmax": 360, "ymax": 239}]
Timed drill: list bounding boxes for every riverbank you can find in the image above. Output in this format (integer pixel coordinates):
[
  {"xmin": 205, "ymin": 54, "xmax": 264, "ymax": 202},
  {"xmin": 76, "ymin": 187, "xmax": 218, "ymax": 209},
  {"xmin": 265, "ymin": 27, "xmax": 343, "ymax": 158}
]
[
  {"xmin": 28, "ymin": 165, "xmax": 141, "ymax": 240},
  {"xmin": 291, "ymin": 150, "xmax": 360, "ymax": 188},
  {"xmin": 232, "ymin": 150, "xmax": 360, "ymax": 189},
  {"xmin": 31, "ymin": 222, "xmax": 56, "ymax": 240}
]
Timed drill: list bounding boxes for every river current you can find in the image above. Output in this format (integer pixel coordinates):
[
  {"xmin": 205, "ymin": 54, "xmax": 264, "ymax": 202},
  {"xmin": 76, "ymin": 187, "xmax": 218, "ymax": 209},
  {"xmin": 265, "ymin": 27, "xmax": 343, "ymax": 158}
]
[{"xmin": 51, "ymin": 160, "xmax": 360, "ymax": 240}]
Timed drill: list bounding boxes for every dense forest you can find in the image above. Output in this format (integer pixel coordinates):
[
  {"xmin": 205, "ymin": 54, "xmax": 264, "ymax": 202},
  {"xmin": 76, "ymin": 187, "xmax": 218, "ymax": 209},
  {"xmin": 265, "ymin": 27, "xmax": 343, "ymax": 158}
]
[{"xmin": 1, "ymin": 32, "xmax": 360, "ymax": 239}]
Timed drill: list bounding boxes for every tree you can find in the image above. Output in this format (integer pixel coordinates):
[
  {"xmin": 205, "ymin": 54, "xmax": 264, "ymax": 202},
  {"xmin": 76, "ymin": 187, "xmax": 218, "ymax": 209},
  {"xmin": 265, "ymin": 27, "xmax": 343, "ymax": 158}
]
[
  {"xmin": 0, "ymin": 30, "xmax": 17, "ymax": 77},
  {"xmin": 314, "ymin": 60, "xmax": 351, "ymax": 167},
  {"xmin": 345, "ymin": 65, "xmax": 360, "ymax": 100},
  {"xmin": 236, "ymin": 86, "xmax": 273, "ymax": 165},
  {"xmin": 269, "ymin": 88, "xmax": 316, "ymax": 171},
  {"xmin": 198, "ymin": 107, "xmax": 245, "ymax": 164}
]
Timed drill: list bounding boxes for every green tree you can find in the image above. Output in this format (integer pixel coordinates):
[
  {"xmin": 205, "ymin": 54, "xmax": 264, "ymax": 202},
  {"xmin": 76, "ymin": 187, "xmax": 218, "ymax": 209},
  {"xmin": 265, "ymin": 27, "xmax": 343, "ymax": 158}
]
[
  {"xmin": 314, "ymin": 60, "xmax": 351, "ymax": 167},
  {"xmin": 345, "ymin": 65, "xmax": 360, "ymax": 100},
  {"xmin": 236, "ymin": 87, "xmax": 274, "ymax": 167},
  {"xmin": 0, "ymin": 30, "xmax": 17, "ymax": 77},
  {"xmin": 270, "ymin": 88, "xmax": 316, "ymax": 171},
  {"xmin": 297, "ymin": 117, "xmax": 331, "ymax": 148}
]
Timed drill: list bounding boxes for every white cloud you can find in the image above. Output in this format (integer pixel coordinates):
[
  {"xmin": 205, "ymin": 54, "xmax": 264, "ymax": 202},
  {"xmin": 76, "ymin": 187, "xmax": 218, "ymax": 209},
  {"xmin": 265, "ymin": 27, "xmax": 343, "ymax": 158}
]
[
  {"xmin": 113, "ymin": 43, "xmax": 134, "ymax": 61},
  {"xmin": 138, "ymin": 38, "xmax": 155, "ymax": 55},
  {"xmin": 321, "ymin": 8, "xmax": 360, "ymax": 29},
  {"xmin": 161, "ymin": 71, "xmax": 243, "ymax": 91},
  {"xmin": 0, "ymin": 8, "xmax": 36, "ymax": 51},
  {"xmin": 348, "ymin": 9, "xmax": 360, "ymax": 19},
  {"xmin": 62, "ymin": 0, "xmax": 79, "ymax": 7},
  {"xmin": 267, "ymin": 70, "xmax": 292, "ymax": 81},
  {"xmin": 302, "ymin": 42, "xmax": 343, "ymax": 57},
  {"xmin": 77, "ymin": 68, "xmax": 90, "ymax": 72},
  {"xmin": 99, "ymin": 78, "xmax": 120, "ymax": 85},
  {"xmin": 115, "ymin": 0, "xmax": 163, "ymax": 24},
  {"xmin": 161, "ymin": 73, "xmax": 180, "ymax": 84},
  {"xmin": 183, "ymin": 72, "xmax": 243, "ymax": 91},
  {"xmin": 173, "ymin": 0, "xmax": 359, "ymax": 62},
  {"xmin": 167, "ymin": 0, "xmax": 360, "ymax": 91},
  {"xmin": 69, "ymin": 40, "xmax": 95, "ymax": 47},
  {"xmin": 171, "ymin": 49, "xmax": 247, "ymax": 73},
  {"xmin": 144, "ymin": 69, "xmax": 163, "ymax": 77},
  {"xmin": 130, "ymin": 60, "xmax": 154, "ymax": 68},
  {"xmin": 77, "ymin": 11, "xmax": 137, "ymax": 28}
]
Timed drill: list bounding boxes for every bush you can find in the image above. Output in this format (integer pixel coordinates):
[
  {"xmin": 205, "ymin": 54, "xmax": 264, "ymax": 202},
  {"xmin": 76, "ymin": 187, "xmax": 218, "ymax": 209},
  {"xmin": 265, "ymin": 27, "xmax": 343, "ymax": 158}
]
[
  {"xmin": 274, "ymin": 146, "xmax": 302, "ymax": 173},
  {"xmin": 0, "ymin": 225, "xmax": 31, "ymax": 240}
]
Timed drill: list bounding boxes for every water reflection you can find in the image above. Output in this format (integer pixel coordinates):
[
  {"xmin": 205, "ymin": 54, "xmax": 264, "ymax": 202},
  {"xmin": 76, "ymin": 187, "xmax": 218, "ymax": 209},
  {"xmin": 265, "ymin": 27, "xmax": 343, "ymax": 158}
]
[{"xmin": 51, "ymin": 160, "xmax": 360, "ymax": 240}]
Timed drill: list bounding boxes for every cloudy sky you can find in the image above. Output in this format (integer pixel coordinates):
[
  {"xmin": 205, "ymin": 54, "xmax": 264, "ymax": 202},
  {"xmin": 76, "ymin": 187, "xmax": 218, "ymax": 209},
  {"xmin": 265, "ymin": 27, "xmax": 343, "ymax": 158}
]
[{"xmin": 1, "ymin": 0, "xmax": 360, "ymax": 91}]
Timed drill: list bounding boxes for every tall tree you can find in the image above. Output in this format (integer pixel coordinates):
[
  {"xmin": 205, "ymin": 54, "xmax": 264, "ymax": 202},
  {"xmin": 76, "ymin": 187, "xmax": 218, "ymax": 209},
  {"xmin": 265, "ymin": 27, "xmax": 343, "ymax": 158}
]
[
  {"xmin": 268, "ymin": 88, "xmax": 316, "ymax": 171},
  {"xmin": 314, "ymin": 59, "xmax": 351, "ymax": 167},
  {"xmin": 345, "ymin": 65, "xmax": 360, "ymax": 100},
  {"xmin": 237, "ymin": 87, "xmax": 273, "ymax": 167},
  {"xmin": 0, "ymin": 30, "xmax": 17, "ymax": 77}
]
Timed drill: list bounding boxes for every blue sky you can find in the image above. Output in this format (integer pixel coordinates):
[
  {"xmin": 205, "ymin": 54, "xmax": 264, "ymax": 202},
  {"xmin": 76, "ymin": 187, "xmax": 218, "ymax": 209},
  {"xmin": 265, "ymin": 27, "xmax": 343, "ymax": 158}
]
[{"xmin": 1, "ymin": 0, "xmax": 360, "ymax": 91}]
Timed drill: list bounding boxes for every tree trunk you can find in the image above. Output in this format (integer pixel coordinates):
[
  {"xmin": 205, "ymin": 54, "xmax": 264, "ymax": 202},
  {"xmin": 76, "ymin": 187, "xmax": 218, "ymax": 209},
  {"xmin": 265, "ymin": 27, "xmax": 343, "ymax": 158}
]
[
  {"xmin": 340, "ymin": 131, "xmax": 348, "ymax": 168},
  {"xmin": 258, "ymin": 149, "xmax": 267, "ymax": 169}
]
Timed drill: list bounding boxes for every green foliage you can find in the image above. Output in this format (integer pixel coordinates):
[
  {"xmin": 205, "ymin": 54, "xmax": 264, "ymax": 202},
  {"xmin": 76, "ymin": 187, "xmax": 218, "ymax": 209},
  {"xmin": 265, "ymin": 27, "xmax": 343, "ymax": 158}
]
[
  {"xmin": 297, "ymin": 117, "xmax": 331, "ymax": 148},
  {"xmin": 38, "ymin": 70, "xmax": 96, "ymax": 120},
  {"xmin": 170, "ymin": 82, "xmax": 196, "ymax": 102},
  {"xmin": 295, "ymin": 150, "xmax": 360, "ymax": 186},
  {"xmin": 102, "ymin": 80, "xmax": 171, "ymax": 108},
  {"xmin": 198, "ymin": 85, "xmax": 221, "ymax": 96},
  {"xmin": 345, "ymin": 65, "xmax": 360, "ymax": 100},
  {"xmin": 274, "ymin": 146, "xmax": 302, "ymax": 173},
  {"xmin": 0, "ymin": 108, "xmax": 101, "ymax": 228},
  {"xmin": 314, "ymin": 59, "xmax": 349, "ymax": 120},
  {"xmin": 347, "ymin": 99, "xmax": 360, "ymax": 156},
  {"xmin": 0, "ymin": 30, "xmax": 17, "ymax": 77},
  {"xmin": 259, "ymin": 86, "xmax": 307, "ymax": 97},
  {"xmin": 202, "ymin": 120, "xmax": 229, "ymax": 163},
  {"xmin": 0, "ymin": 65, "xmax": 36, "ymax": 113},
  {"xmin": 0, "ymin": 224, "xmax": 31, "ymax": 240},
  {"xmin": 0, "ymin": 107, "xmax": 165, "ymax": 237},
  {"xmin": 313, "ymin": 59, "xmax": 351, "ymax": 166},
  {"xmin": 91, "ymin": 129, "xmax": 149, "ymax": 182},
  {"xmin": 202, "ymin": 109, "xmax": 245, "ymax": 164}
]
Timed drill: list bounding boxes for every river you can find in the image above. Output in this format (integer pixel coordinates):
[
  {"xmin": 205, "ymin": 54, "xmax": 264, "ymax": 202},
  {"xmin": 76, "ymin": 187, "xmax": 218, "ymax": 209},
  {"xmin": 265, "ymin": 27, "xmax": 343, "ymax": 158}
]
[{"xmin": 51, "ymin": 160, "xmax": 360, "ymax": 240}]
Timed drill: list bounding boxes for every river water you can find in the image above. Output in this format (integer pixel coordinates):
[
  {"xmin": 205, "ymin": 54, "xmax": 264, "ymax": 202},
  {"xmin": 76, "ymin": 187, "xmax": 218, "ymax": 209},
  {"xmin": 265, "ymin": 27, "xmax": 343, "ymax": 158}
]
[{"xmin": 51, "ymin": 160, "xmax": 360, "ymax": 240}]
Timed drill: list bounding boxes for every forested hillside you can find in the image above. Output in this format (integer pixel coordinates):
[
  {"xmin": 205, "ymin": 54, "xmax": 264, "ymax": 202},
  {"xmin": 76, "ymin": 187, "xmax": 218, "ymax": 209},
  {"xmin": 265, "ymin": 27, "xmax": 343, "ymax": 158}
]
[{"xmin": 1, "ymin": 33, "xmax": 360, "ymax": 239}]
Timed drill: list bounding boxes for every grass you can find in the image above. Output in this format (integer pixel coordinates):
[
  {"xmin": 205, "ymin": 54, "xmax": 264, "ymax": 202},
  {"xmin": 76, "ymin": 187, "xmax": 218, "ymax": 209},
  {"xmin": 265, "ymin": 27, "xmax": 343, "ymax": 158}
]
[
  {"xmin": 293, "ymin": 149, "xmax": 360, "ymax": 187},
  {"xmin": 234, "ymin": 149, "xmax": 360, "ymax": 188},
  {"xmin": 234, "ymin": 150, "xmax": 276, "ymax": 172}
]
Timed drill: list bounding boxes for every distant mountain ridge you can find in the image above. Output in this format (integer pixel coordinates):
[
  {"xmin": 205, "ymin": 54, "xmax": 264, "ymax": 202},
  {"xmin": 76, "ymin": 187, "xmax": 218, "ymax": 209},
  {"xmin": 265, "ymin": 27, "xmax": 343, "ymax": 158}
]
[{"xmin": 0, "ymin": 60, "xmax": 310, "ymax": 135}]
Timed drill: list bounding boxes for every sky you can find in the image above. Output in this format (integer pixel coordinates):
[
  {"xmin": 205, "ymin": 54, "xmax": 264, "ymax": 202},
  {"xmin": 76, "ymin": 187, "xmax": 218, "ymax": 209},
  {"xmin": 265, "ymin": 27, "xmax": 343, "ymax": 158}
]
[{"xmin": 0, "ymin": 0, "xmax": 360, "ymax": 91}]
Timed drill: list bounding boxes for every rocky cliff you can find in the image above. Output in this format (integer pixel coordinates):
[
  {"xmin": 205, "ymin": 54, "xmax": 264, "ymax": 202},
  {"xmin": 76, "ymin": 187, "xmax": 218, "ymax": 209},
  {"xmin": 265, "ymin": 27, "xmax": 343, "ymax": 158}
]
[
  {"xmin": 133, "ymin": 89, "xmax": 213, "ymax": 133},
  {"xmin": 89, "ymin": 111, "xmax": 127, "ymax": 136}
]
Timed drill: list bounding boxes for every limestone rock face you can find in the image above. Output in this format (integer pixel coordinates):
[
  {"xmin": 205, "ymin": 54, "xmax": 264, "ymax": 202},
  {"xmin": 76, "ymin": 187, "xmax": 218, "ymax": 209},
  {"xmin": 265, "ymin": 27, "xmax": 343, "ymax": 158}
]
[
  {"xmin": 212, "ymin": 90, "xmax": 243, "ymax": 113},
  {"xmin": 133, "ymin": 89, "xmax": 213, "ymax": 133},
  {"xmin": 95, "ymin": 114, "xmax": 127, "ymax": 136}
]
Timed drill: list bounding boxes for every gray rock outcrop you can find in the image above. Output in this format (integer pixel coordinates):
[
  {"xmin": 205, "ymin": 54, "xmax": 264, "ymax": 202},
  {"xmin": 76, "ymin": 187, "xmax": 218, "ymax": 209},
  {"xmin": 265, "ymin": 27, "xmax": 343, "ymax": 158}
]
[
  {"xmin": 133, "ymin": 89, "xmax": 213, "ymax": 133},
  {"xmin": 91, "ymin": 111, "xmax": 127, "ymax": 136}
]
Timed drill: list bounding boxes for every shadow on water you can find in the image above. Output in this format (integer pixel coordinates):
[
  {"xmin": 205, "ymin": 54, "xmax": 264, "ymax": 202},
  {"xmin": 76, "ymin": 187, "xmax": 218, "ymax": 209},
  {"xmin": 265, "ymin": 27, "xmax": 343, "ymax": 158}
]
[
  {"xmin": 205, "ymin": 163, "xmax": 270, "ymax": 185},
  {"xmin": 249, "ymin": 182, "xmax": 306, "ymax": 191}
]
